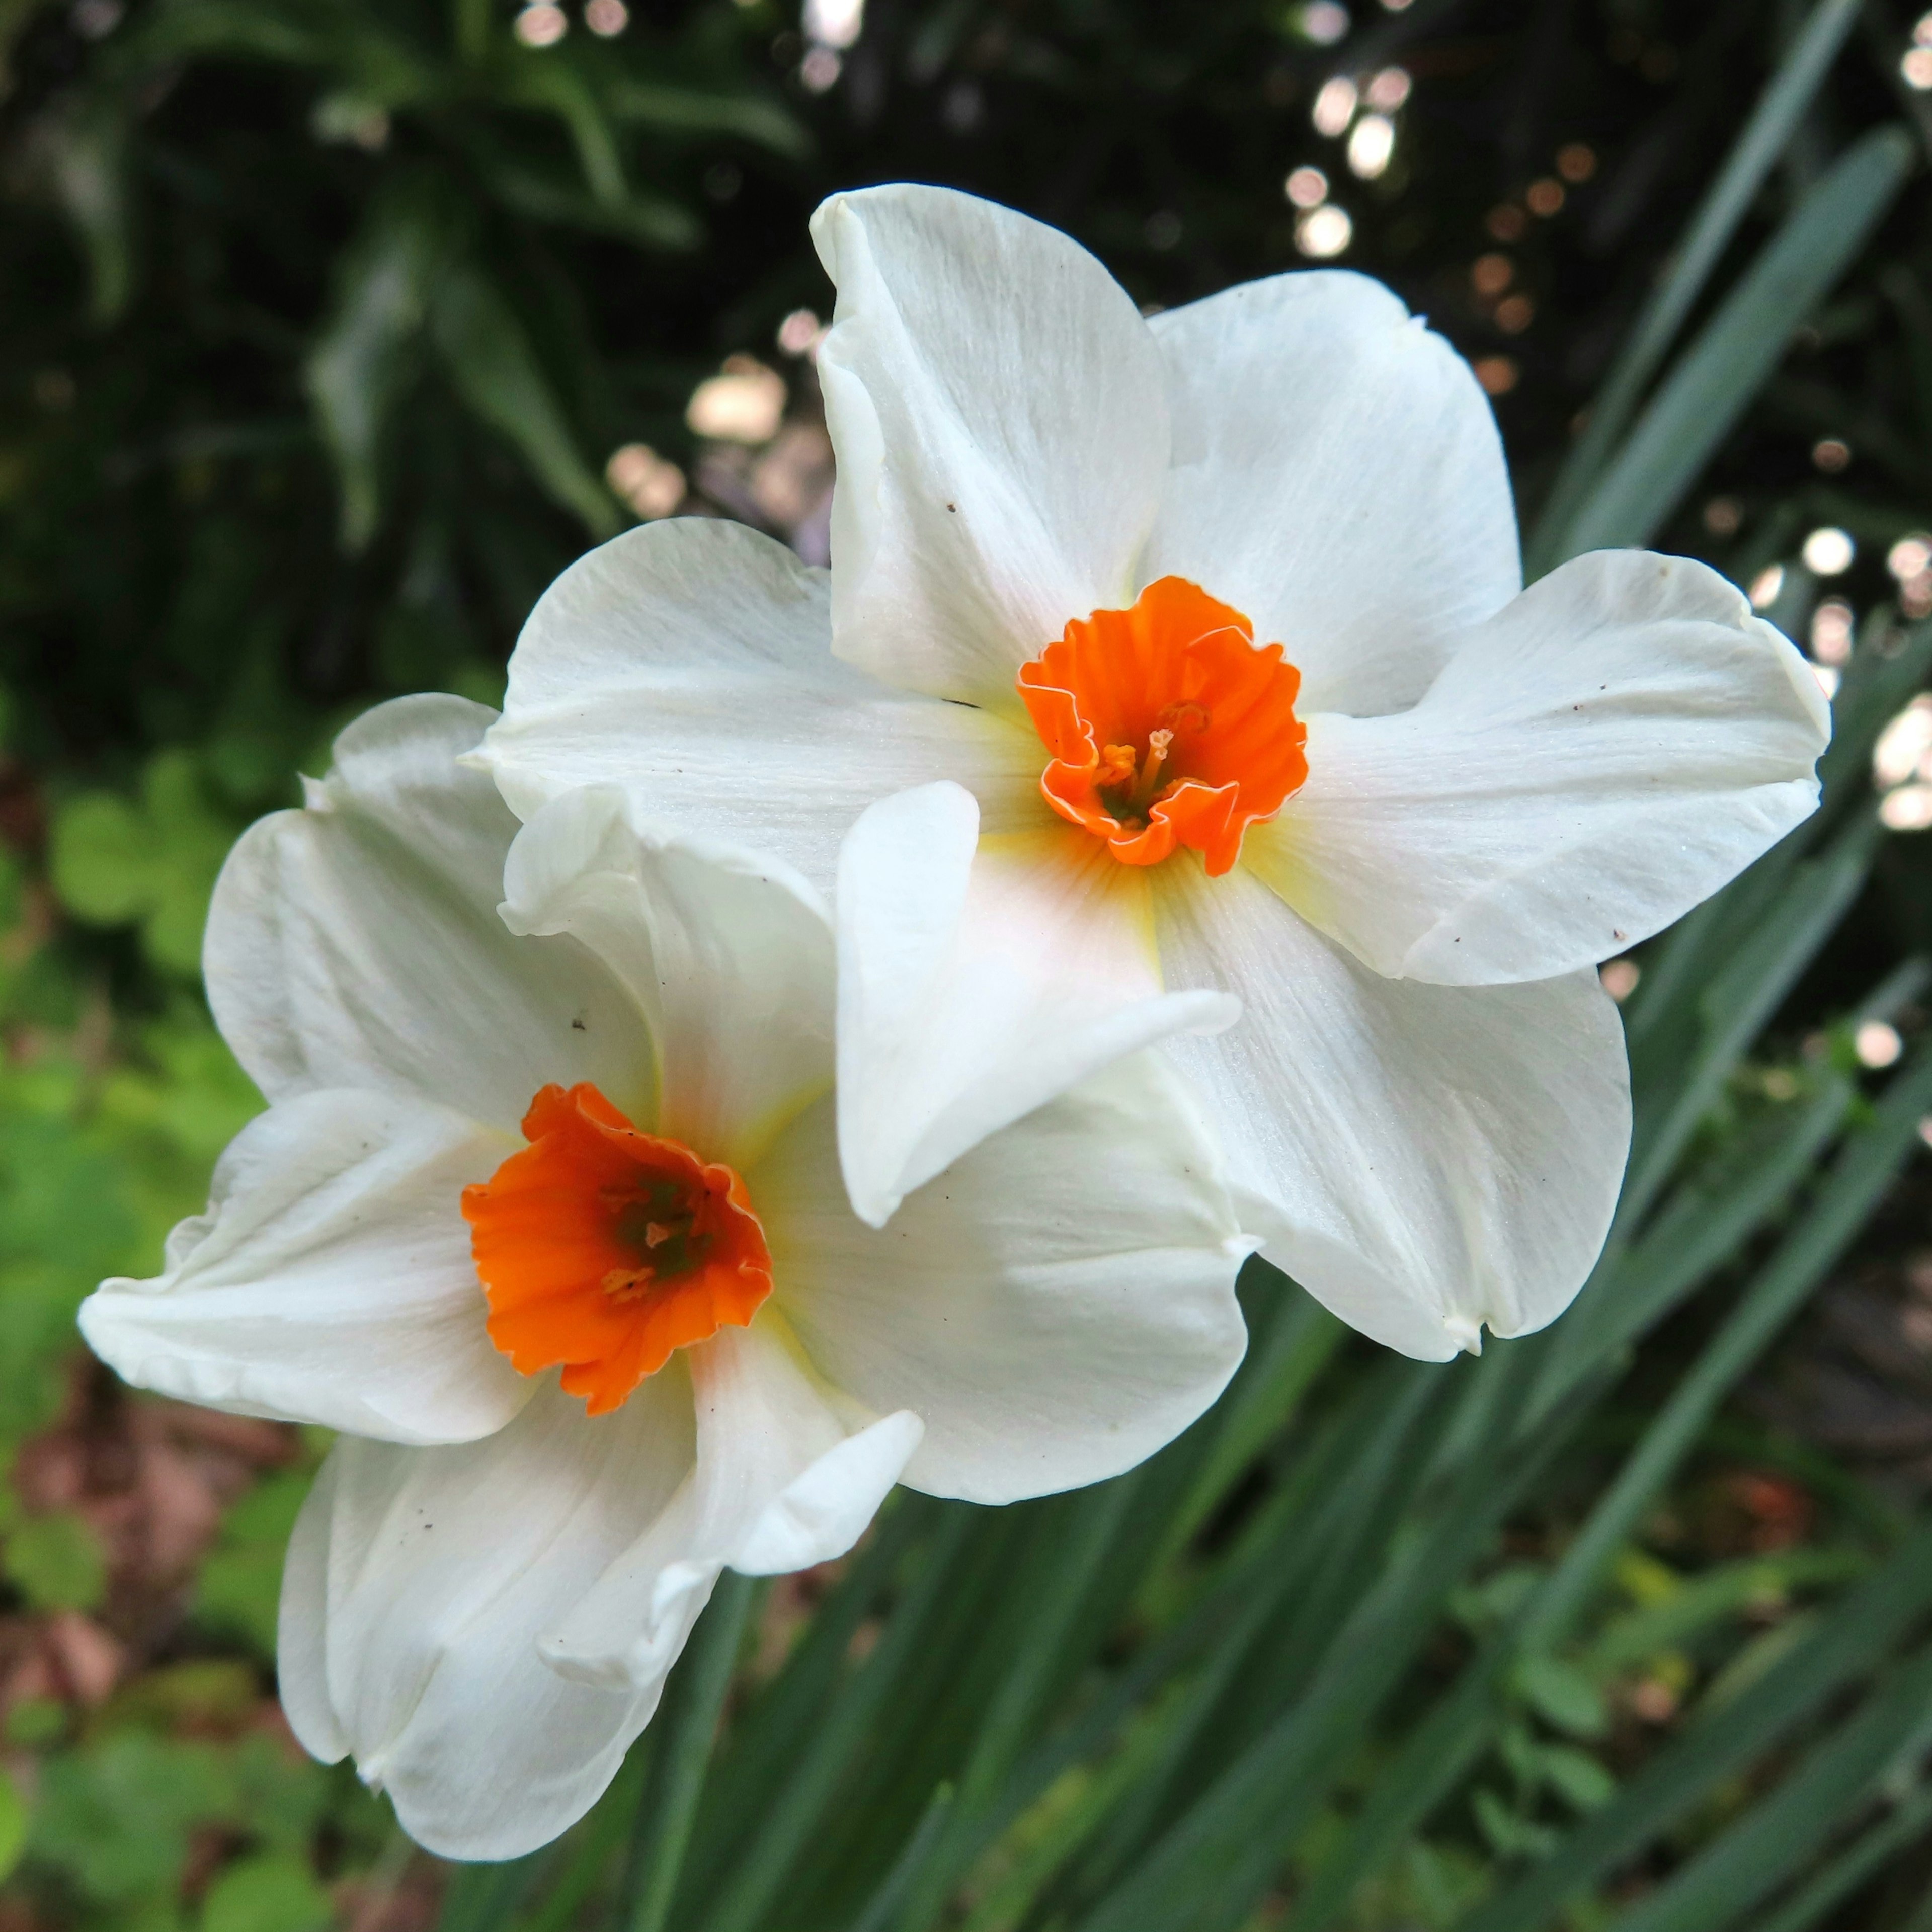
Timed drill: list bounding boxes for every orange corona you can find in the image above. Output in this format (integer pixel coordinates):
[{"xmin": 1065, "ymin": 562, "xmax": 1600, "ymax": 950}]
[
  {"xmin": 463, "ymin": 1083, "xmax": 773, "ymax": 1415},
  {"xmin": 1016, "ymin": 576, "xmax": 1308, "ymax": 875}
]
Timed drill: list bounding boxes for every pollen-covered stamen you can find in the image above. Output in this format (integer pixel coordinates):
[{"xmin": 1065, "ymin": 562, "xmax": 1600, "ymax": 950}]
[
  {"xmin": 463, "ymin": 1083, "xmax": 773, "ymax": 1416},
  {"xmin": 1016, "ymin": 576, "xmax": 1308, "ymax": 875}
]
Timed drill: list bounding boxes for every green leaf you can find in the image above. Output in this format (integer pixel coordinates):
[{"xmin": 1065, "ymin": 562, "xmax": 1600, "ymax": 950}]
[
  {"xmin": 1537, "ymin": 1745, "xmax": 1616, "ymax": 1814},
  {"xmin": 1464, "ymin": 1523, "xmax": 1932, "ymax": 1932},
  {"xmin": 29, "ymin": 1732, "xmax": 230, "ymax": 1906},
  {"xmin": 137, "ymin": 754, "xmax": 239, "ymax": 975},
  {"xmin": 199, "ymin": 1851, "xmax": 332, "ymax": 1932},
  {"xmin": 194, "ymin": 1470, "xmax": 314, "ymax": 1654},
  {"xmin": 1512, "ymin": 1657, "xmax": 1608, "ymax": 1741},
  {"xmin": 1554, "ymin": 124, "xmax": 1916, "ymax": 558},
  {"xmin": 616, "ymin": 1571, "xmax": 758, "ymax": 1932},
  {"xmin": 49, "ymin": 753, "xmax": 238, "ymax": 976},
  {"xmin": 429, "ymin": 263, "xmax": 620, "ymax": 540},
  {"xmin": 601, "ymin": 77, "xmax": 811, "ymax": 158},
  {"xmin": 1522, "ymin": 1050, "xmax": 1932, "ymax": 1655},
  {"xmin": 305, "ymin": 178, "xmax": 457, "ymax": 550},
  {"xmin": 1526, "ymin": 0, "xmax": 1864, "ymax": 571},
  {"xmin": 0, "ymin": 1765, "xmax": 26, "ymax": 1884},
  {"xmin": 1603, "ymin": 1646, "xmax": 1932, "ymax": 1932},
  {"xmin": 39, "ymin": 94, "xmax": 134, "ymax": 325},
  {"xmin": 1470, "ymin": 1789, "xmax": 1556, "ymax": 1862},
  {"xmin": 50, "ymin": 791, "xmax": 155, "ymax": 924},
  {"xmin": 5, "ymin": 1511, "xmax": 107, "ymax": 1612}
]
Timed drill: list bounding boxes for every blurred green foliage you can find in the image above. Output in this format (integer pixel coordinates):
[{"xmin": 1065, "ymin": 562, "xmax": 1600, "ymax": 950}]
[{"xmin": 0, "ymin": 0, "xmax": 1927, "ymax": 1929}]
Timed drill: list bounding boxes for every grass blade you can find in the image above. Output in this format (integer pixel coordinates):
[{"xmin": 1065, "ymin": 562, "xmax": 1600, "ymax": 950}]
[
  {"xmin": 1524, "ymin": 1049, "xmax": 1932, "ymax": 1650},
  {"xmin": 1462, "ymin": 1523, "xmax": 1932, "ymax": 1932},
  {"xmin": 1527, "ymin": 0, "xmax": 1863, "ymax": 572},
  {"xmin": 1752, "ymin": 1778, "xmax": 1932, "ymax": 1932},
  {"xmin": 1603, "ymin": 1646, "xmax": 1932, "ymax": 1932},
  {"xmin": 1074, "ymin": 1349, "xmax": 1565, "ymax": 1932},
  {"xmin": 616, "ymin": 1571, "xmax": 757, "ymax": 1932},
  {"xmin": 1618, "ymin": 813, "xmax": 1878, "ymax": 1228},
  {"xmin": 1555, "ymin": 124, "xmax": 1914, "ymax": 558}
]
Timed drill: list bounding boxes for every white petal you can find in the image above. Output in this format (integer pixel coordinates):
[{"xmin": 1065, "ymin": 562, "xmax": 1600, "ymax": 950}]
[
  {"xmin": 1154, "ymin": 862, "xmax": 1630, "ymax": 1359},
  {"xmin": 1256, "ymin": 552, "xmax": 1832, "ymax": 986},
  {"xmin": 279, "ymin": 1374, "xmax": 697, "ymax": 1861},
  {"xmin": 835, "ymin": 783, "xmax": 1239, "ymax": 1227},
  {"xmin": 760, "ymin": 1073, "xmax": 1251, "ymax": 1506},
  {"xmin": 480, "ymin": 518, "xmax": 1040, "ymax": 894},
  {"xmin": 79, "ymin": 1090, "xmax": 526, "ymax": 1446},
  {"xmin": 541, "ymin": 1321, "xmax": 919, "ymax": 1688},
  {"xmin": 812, "ymin": 185, "xmax": 1170, "ymax": 709},
  {"xmin": 208, "ymin": 695, "xmax": 651, "ymax": 1131},
  {"xmin": 500, "ymin": 787, "xmax": 834, "ymax": 1170},
  {"xmin": 1142, "ymin": 271, "xmax": 1519, "ymax": 715}
]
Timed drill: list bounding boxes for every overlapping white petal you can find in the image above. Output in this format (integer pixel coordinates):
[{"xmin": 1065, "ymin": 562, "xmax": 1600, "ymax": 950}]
[
  {"xmin": 543, "ymin": 1323, "xmax": 920, "ymax": 1688},
  {"xmin": 812, "ymin": 185, "xmax": 1171, "ymax": 708},
  {"xmin": 278, "ymin": 1375, "xmax": 695, "ymax": 1860},
  {"xmin": 834, "ymin": 783, "xmax": 1239, "ymax": 1227},
  {"xmin": 79, "ymin": 1089, "xmax": 526, "ymax": 1445},
  {"xmin": 209, "ymin": 695, "xmax": 651, "ymax": 1132},
  {"xmin": 479, "ymin": 519, "xmax": 1041, "ymax": 893},
  {"xmin": 1252, "ymin": 551, "xmax": 1830, "ymax": 985},
  {"xmin": 1153, "ymin": 862, "xmax": 1630, "ymax": 1359},
  {"xmin": 763, "ymin": 1068, "xmax": 1251, "ymax": 1505},
  {"xmin": 501, "ymin": 785, "xmax": 835, "ymax": 1171},
  {"xmin": 1141, "ymin": 271, "xmax": 1520, "ymax": 715}
]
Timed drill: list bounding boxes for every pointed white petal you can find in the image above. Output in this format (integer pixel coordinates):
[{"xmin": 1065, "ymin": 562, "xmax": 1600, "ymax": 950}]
[
  {"xmin": 761, "ymin": 1070, "xmax": 1251, "ymax": 1506},
  {"xmin": 1155, "ymin": 862, "xmax": 1630, "ymax": 1359},
  {"xmin": 835, "ymin": 783, "xmax": 1239, "ymax": 1227},
  {"xmin": 480, "ymin": 519, "xmax": 1040, "ymax": 895},
  {"xmin": 1258, "ymin": 551, "xmax": 1832, "ymax": 985},
  {"xmin": 207, "ymin": 695, "xmax": 651, "ymax": 1130},
  {"xmin": 278, "ymin": 1375, "xmax": 697, "ymax": 1861},
  {"xmin": 79, "ymin": 1090, "xmax": 525, "ymax": 1445},
  {"xmin": 812, "ymin": 185, "xmax": 1170, "ymax": 709},
  {"xmin": 1142, "ymin": 271, "xmax": 1519, "ymax": 716},
  {"xmin": 541, "ymin": 1322, "xmax": 919, "ymax": 1688},
  {"xmin": 500, "ymin": 786, "xmax": 835, "ymax": 1170}
]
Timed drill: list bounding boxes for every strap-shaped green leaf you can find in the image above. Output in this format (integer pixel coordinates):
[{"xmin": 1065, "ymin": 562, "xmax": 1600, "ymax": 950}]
[
  {"xmin": 1527, "ymin": 0, "xmax": 1866, "ymax": 572},
  {"xmin": 1550, "ymin": 124, "xmax": 1914, "ymax": 561}
]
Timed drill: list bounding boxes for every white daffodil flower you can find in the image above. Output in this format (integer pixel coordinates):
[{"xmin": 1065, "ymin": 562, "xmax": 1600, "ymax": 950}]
[
  {"xmin": 78, "ymin": 695, "xmax": 1251, "ymax": 1861},
  {"xmin": 479, "ymin": 184, "xmax": 1829, "ymax": 1364}
]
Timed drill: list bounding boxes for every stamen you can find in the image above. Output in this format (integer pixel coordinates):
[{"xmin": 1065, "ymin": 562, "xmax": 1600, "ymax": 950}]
[{"xmin": 1131, "ymin": 728, "xmax": 1174, "ymax": 811}]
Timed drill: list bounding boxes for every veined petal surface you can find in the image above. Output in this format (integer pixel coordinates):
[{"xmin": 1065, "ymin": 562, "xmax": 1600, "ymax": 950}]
[
  {"xmin": 1142, "ymin": 271, "xmax": 1520, "ymax": 716},
  {"xmin": 540, "ymin": 1321, "xmax": 920, "ymax": 1688},
  {"xmin": 1258, "ymin": 551, "xmax": 1832, "ymax": 985},
  {"xmin": 279, "ymin": 1373, "xmax": 696, "ymax": 1861},
  {"xmin": 1155, "ymin": 862, "xmax": 1629, "ymax": 1359},
  {"xmin": 761, "ymin": 1068, "xmax": 1251, "ymax": 1506},
  {"xmin": 79, "ymin": 1089, "xmax": 525, "ymax": 1445},
  {"xmin": 812, "ymin": 184, "xmax": 1171, "ymax": 709},
  {"xmin": 501, "ymin": 786, "xmax": 834, "ymax": 1172},
  {"xmin": 835, "ymin": 783, "xmax": 1239, "ymax": 1227},
  {"xmin": 480, "ymin": 519, "xmax": 1038, "ymax": 892},
  {"xmin": 208, "ymin": 695, "xmax": 649, "ymax": 1131}
]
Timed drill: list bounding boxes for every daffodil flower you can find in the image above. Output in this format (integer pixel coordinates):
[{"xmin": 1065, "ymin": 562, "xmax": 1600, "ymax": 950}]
[
  {"xmin": 480, "ymin": 186, "xmax": 1829, "ymax": 1363},
  {"xmin": 78, "ymin": 696, "xmax": 1250, "ymax": 1859}
]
